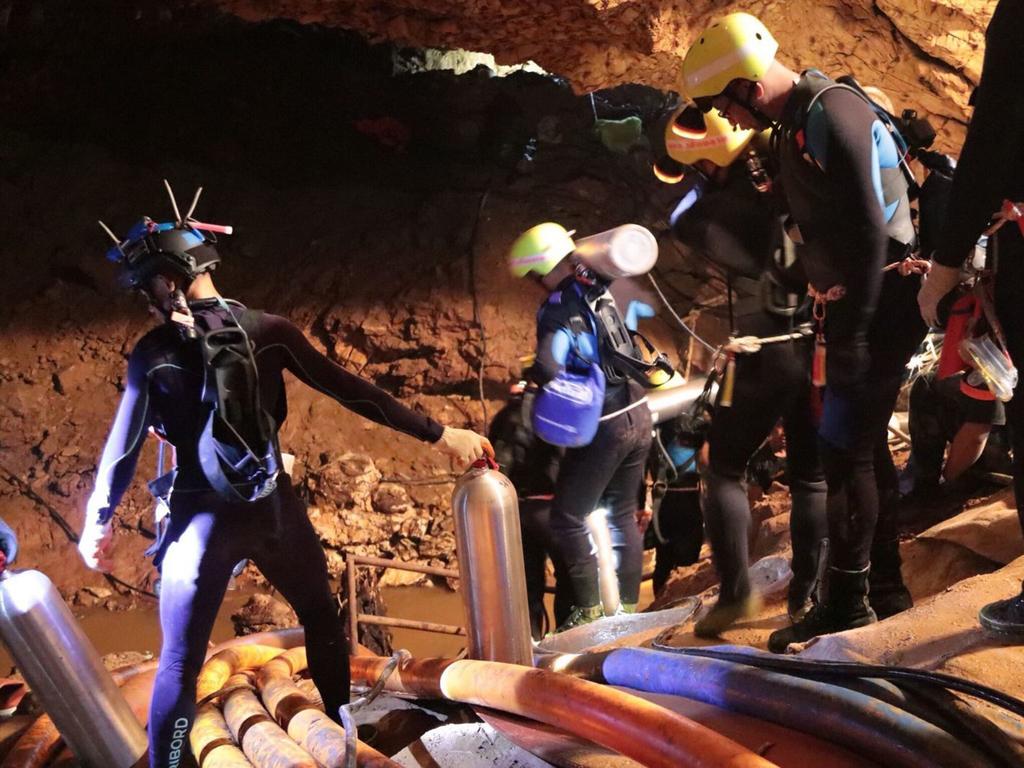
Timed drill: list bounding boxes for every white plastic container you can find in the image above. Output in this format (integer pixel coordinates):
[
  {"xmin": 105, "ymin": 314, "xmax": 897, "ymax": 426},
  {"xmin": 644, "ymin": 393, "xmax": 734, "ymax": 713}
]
[
  {"xmin": 961, "ymin": 334, "xmax": 1018, "ymax": 402},
  {"xmin": 573, "ymin": 224, "xmax": 658, "ymax": 280}
]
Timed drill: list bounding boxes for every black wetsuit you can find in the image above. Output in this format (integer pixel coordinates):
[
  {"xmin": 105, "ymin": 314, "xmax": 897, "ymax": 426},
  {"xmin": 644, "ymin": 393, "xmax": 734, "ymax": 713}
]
[
  {"xmin": 488, "ymin": 390, "xmax": 571, "ymax": 636},
  {"xmin": 775, "ymin": 72, "xmax": 926, "ymax": 573},
  {"xmin": 672, "ymin": 170, "xmax": 827, "ymax": 608},
  {"xmin": 933, "ymin": 0, "xmax": 1024, "ymax": 533},
  {"xmin": 89, "ymin": 299, "xmax": 443, "ymax": 768},
  {"xmin": 533, "ymin": 278, "xmax": 652, "ymax": 610}
]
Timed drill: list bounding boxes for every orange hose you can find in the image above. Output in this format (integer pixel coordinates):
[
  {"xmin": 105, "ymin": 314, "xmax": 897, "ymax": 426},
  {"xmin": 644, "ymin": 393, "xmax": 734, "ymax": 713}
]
[
  {"xmin": 193, "ymin": 702, "xmax": 252, "ymax": 768},
  {"xmin": 351, "ymin": 656, "xmax": 778, "ymax": 768},
  {"xmin": 221, "ymin": 673, "xmax": 317, "ymax": 768},
  {"xmin": 257, "ymin": 648, "xmax": 400, "ymax": 768},
  {"xmin": 197, "ymin": 646, "xmax": 288, "ymax": 702},
  {"xmin": 0, "ymin": 715, "xmax": 61, "ymax": 768}
]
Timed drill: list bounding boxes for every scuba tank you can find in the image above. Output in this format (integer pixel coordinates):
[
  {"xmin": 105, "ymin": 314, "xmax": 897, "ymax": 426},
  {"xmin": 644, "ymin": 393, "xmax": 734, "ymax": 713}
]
[
  {"xmin": 451, "ymin": 458, "xmax": 533, "ymax": 666},
  {"xmin": 0, "ymin": 568, "xmax": 148, "ymax": 767}
]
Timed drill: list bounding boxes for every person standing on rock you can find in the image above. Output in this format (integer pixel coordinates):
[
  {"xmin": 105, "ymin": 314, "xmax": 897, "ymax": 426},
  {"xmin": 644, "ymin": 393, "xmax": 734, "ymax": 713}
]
[
  {"xmin": 509, "ymin": 223, "xmax": 659, "ymax": 632},
  {"xmin": 77, "ymin": 189, "xmax": 492, "ymax": 768},
  {"xmin": 681, "ymin": 12, "xmax": 926, "ymax": 652},
  {"xmin": 916, "ymin": 0, "xmax": 1024, "ymax": 637},
  {"xmin": 659, "ymin": 106, "xmax": 828, "ymax": 637}
]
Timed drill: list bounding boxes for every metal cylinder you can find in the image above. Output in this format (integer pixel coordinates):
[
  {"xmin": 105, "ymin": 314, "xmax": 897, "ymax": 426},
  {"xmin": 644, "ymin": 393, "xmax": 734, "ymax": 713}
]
[
  {"xmin": 646, "ymin": 374, "xmax": 715, "ymax": 425},
  {"xmin": 451, "ymin": 462, "xmax": 533, "ymax": 666},
  {"xmin": 0, "ymin": 569, "xmax": 148, "ymax": 767}
]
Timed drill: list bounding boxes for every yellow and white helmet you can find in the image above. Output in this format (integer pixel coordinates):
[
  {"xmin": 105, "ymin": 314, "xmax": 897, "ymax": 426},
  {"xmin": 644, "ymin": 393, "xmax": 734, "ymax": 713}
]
[
  {"xmin": 508, "ymin": 223, "xmax": 576, "ymax": 278},
  {"xmin": 681, "ymin": 12, "xmax": 778, "ymax": 102}
]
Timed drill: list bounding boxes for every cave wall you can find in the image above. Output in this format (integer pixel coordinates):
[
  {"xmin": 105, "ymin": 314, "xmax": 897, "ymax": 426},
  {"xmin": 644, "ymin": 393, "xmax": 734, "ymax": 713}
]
[
  {"xmin": 0, "ymin": 0, "xmax": 997, "ymax": 605},
  {"xmin": 0, "ymin": 6, "xmax": 691, "ymax": 603},
  {"xmin": 210, "ymin": 0, "xmax": 997, "ymax": 152}
]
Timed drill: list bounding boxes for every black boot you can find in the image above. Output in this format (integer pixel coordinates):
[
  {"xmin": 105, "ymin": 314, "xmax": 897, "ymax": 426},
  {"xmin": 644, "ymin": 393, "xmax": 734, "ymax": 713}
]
[
  {"xmin": 768, "ymin": 566, "xmax": 877, "ymax": 653},
  {"xmin": 869, "ymin": 498, "xmax": 912, "ymax": 619},
  {"xmin": 788, "ymin": 538, "xmax": 828, "ymax": 623},
  {"xmin": 979, "ymin": 581, "xmax": 1024, "ymax": 636}
]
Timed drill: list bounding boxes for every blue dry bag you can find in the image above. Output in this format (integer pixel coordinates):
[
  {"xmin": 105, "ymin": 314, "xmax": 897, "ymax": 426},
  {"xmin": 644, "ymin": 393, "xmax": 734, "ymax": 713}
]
[{"xmin": 532, "ymin": 354, "xmax": 606, "ymax": 449}]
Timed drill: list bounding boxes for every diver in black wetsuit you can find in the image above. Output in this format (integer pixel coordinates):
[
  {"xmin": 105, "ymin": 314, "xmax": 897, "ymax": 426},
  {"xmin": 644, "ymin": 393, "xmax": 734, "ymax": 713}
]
[
  {"xmin": 77, "ymin": 198, "xmax": 493, "ymax": 768},
  {"xmin": 681, "ymin": 12, "xmax": 926, "ymax": 651},
  {"xmin": 661, "ymin": 107, "xmax": 827, "ymax": 636},
  {"xmin": 917, "ymin": 0, "xmax": 1024, "ymax": 636}
]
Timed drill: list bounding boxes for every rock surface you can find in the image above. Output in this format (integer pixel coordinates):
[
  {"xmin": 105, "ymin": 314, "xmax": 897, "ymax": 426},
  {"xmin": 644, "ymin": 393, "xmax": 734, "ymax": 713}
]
[{"xmin": 208, "ymin": 0, "xmax": 997, "ymax": 151}]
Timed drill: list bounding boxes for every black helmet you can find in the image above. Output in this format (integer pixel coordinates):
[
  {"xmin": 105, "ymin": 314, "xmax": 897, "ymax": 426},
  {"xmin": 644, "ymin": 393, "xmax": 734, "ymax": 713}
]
[
  {"xmin": 105, "ymin": 217, "xmax": 220, "ymax": 290},
  {"xmin": 100, "ymin": 181, "xmax": 229, "ymax": 290}
]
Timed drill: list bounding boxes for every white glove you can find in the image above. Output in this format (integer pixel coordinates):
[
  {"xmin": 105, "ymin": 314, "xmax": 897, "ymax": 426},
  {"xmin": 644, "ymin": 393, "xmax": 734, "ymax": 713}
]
[
  {"xmin": 78, "ymin": 497, "xmax": 114, "ymax": 572},
  {"xmin": 917, "ymin": 262, "xmax": 962, "ymax": 328},
  {"xmin": 437, "ymin": 427, "xmax": 495, "ymax": 467}
]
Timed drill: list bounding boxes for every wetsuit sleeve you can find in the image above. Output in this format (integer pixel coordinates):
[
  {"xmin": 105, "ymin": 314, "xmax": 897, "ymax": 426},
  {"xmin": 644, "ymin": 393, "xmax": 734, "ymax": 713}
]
[
  {"xmin": 89, "ymin": 345, "xmax": 153, "ymax": 523},
  {"xmin": 934, "ymin": 1, "xmax": 1024, "ymax": 268},
  {"xmin": 259, "ymin": 314, "xmax": 444, "ymax": 442}
]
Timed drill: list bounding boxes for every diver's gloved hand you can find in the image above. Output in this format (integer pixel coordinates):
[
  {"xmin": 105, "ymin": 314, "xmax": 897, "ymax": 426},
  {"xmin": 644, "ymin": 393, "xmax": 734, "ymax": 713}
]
[
  {"xmin": 78, "ymin": 497, "xmax": 114, "ymax": 573},
  {"xmin": 0, "ymin": 518, "xmax": 18, "ymax": 565},
  {"xmin": 437, "ymin": 427, "xmax": 495, "ymax": 467},
  {"xmin": 918, "ymin": 262, "xmax": 960, "ymax": 328}
]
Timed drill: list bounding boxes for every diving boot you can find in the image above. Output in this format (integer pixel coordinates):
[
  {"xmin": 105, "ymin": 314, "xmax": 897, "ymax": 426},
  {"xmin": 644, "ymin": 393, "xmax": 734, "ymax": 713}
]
[
  {"xmin": 788, "ymin": 538, "xmax": 828, "ymax": 623},
  {"xmin": 694, "ymin": 592, "xmax": 763, "ymax": 638},
  {"xmin": 551, "ymin": 604, "xmax": 603, "ymax": 634},
  {"xmin": 869, "ymin": 503, "xmax": 912, "ymax": 619},
  {"xmin": 768, "ymin": 566, "xmax": 877, "ymax": 653},
  {"xmin": 614, "ymin": 602, "xmax": 638, "ymax": 616},
  {"xmin": 979, "ymin": 582, "xmax": 1024, "ymax": 637},
  {"xmin": 868, "ymin": 538, "xmax": 913, "ymax": 619}
]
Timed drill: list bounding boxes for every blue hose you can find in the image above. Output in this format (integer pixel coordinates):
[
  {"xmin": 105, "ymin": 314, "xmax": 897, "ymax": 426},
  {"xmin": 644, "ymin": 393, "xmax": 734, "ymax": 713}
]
[{"xmin": 602, "ymin": 647, "xmax": 990, "ymax": 768}]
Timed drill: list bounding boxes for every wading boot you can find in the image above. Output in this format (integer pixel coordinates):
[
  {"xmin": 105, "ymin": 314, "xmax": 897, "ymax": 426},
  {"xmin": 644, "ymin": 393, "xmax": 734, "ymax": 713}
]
[
  {"xmin": 768, "ymin": 566, "xmax": 877, "ymax": 653},
  {"xmin": 869, "ymin": 500, "xmax": 912, "ymax": 619},
  {"xmin": 694, "ymin": 592, "xmax": 763, "ymax": 638},
  {"xmin": 788, "ymin": 539, "xmax": 828, "ymax": 623},
  {"xmin": 551, "ymin": 604, "xmax": 603, "ymax": 634},
  {"xmin": 979, "ymin": 581, "xmax": 1024, "ymax": 637},
  {"xmin": 614, "ymin": 602, "xmax": 638, "ymax": 616}
]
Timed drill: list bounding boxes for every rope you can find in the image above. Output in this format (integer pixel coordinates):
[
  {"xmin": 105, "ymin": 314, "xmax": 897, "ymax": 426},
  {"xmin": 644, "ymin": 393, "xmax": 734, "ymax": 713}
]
[
  {"xmin": 723, "ymin": 324, "xmax": 814, "ymax": 354},
  {"xmin": 647, "ymin": 273, "xmax": 717, "ymax": 353},
  {"xmin": 984, "ymin": 199, "xmax": 1024, "ymax": 236},
  {"xmin": 882, "ymin": 257, "xmax": 931, "ymax": 276},
  {"xmin": 339, "ymin": 649, "xmax": 410, "ymax": 768}
]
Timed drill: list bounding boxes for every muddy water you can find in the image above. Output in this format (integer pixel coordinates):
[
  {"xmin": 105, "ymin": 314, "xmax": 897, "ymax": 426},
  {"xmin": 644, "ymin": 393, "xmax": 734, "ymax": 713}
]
[{"xmin": 0, "ymin": 580, "xmax": 655, "ymax": 674}]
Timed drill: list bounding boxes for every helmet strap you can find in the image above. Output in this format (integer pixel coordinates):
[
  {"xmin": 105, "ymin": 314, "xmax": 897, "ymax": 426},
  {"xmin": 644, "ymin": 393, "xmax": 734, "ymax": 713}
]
[
  {"xmin": 168, "ymin": 288, "xmax": 199, "ymax": 339},
  {"xmin": 723, "ymin": 80, "xmax": 779, "ymax": 133}
]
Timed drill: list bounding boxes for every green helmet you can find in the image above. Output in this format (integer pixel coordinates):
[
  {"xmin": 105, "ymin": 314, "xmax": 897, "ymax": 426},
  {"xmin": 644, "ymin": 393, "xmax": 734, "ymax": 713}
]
[{"xmin": 508, "ymin": 223, "xmax": 576, "ymax": 278}]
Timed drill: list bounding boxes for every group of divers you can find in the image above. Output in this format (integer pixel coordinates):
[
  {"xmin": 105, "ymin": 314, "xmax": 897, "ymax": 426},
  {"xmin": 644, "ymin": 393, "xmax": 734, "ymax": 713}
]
[{"xmin": 43, "ymin": 5, "xmax": 1024, "ymax": 767}]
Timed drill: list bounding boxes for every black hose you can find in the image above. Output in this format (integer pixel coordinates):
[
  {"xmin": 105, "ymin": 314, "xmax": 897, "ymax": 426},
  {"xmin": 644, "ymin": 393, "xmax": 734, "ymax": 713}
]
[{"xmin": 650, "ymin": 645, "xmax": 1024, "ymax": 720}]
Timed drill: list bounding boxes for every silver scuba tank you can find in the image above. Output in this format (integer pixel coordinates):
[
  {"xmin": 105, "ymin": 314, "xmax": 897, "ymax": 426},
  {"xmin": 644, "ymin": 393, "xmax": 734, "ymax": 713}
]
[
  {"xmin": 0, "ymin": 569, "xmax": 148, "ymax": 767},
  {"xmin": 451, "ymin": 459, "xmax": 533, "ymax": 666},
  {"xmin": 647, "ymin": 374, "xmax": 716, "ymax": 425}
]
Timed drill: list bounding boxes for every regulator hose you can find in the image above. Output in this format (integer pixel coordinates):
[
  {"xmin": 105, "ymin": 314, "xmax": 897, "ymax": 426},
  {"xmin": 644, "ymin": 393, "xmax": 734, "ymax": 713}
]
[{"xmin": 650, "ymin": 644, "xmax": 1024, "ymax": 720}]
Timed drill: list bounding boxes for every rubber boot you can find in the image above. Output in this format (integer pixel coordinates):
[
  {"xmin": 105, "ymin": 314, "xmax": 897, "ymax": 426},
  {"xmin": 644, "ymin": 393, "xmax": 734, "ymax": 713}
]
[
  {"xmin": 768, "ymin": 566, "xmax": 877, "ymax": 653},
  {"xmin": 694, "ymin": 591, "xmax": 763, "ymax": 638},
  {"xmin": 869, "ymin": 494, "xmax": 912, "ymax": 619},
  {"xmin": 551, "ymin": 604, "xmax": 603, "ymax": 634},
  {"xmin": 787, "ymin": 479, "xmax": 828, "ymax": 623},
  {"xmin": 979, "ymin": 581, "xmax": 1024, "ymax": 637},
  {"xmin": 788, "ymin": 538, "xmax": 828, "ymax": 623}
]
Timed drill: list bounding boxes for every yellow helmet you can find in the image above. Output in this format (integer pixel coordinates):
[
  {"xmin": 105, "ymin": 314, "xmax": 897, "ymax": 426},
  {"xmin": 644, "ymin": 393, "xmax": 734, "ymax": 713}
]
[
  {"xmin": 508, "ymin": 223, "xmax": 576, "ymax": 278},
  {"xmin": 664, "ymin": 105, "xmax": 755, "ymax": 168},
  {"xmin": 681, "ymin": 12, "xmax": 778, "ymax": 101}
]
